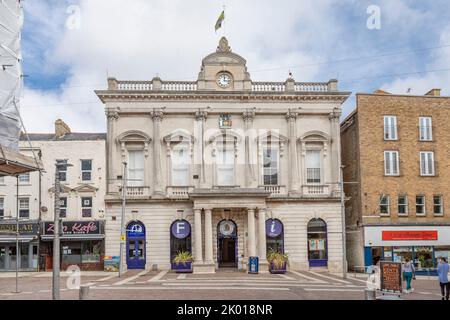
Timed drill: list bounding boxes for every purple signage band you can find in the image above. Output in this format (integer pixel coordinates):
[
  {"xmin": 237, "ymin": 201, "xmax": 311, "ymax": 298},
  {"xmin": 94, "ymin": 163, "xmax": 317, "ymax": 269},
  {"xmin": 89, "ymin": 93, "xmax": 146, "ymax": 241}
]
[
  {"xmin": 266, "ymin": 219, "xmax": 283, "ymax": 238},
  {"xmin": 171, "ymin": 220, "xmax": 191, "ymax": 239}
]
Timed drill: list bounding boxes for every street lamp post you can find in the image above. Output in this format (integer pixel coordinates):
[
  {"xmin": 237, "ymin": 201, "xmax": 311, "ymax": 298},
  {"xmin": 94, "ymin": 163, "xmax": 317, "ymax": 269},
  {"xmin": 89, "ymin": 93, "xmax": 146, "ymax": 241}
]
[
  {"xmin": 12, "ymin": 175, "xmax": 20, "ymax": 293},
  {"xmin": 340, "ymin": 166, "xmax": 347, "ymax": 279},
  {"xmin": 52, "ymin": 160, "xmax": 72, "ymax": 300},
  {"xmin": 119, "ymin": 161, "xmax": 127, "ymax": 278}
]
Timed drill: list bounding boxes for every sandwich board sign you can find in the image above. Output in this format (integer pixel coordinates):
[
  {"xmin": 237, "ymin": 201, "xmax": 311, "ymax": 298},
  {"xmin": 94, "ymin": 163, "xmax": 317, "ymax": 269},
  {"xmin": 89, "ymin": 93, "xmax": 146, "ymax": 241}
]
[{"xmin": 380, "ymin": 261, "xmax": 402, "ymax": 294}]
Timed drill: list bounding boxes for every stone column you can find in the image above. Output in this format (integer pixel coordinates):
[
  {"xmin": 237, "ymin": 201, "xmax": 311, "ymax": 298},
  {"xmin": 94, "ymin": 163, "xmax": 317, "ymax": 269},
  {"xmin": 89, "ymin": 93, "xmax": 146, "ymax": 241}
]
[
  {"xmin": 286, "ymin": 109, "xmax": 300, "ymax": 195},
  {"xmin": 151, "ymin": 109, "xmax": 164, "ymax": 197},
  {"xmin": 204, "ymin": 209, "xmax": 214, "ymax": 264},
  {"xmin": 242, "ymin": 109, "xmax": 257, "ymax": 188},
  {"xmin": 194, "ymin": 110, "xmax": 208, "ymax": 188},
  {"xmin": 193, "ymin": 208, "xmax": 203, "ymax": 264},
  {"xmin": 258, "ymin": 209, "xmax": 267, "ymax": 261},
  {"xmin": 106, "ymin": 110, "xmax": 118, "ymax": 194},
  {"xmin": 247, "ymin": 208, "xmax": 256, "ymax": 258},
  {"xmin": 329, "ymin": 107, "xmax": 342, "ymax": 196}
]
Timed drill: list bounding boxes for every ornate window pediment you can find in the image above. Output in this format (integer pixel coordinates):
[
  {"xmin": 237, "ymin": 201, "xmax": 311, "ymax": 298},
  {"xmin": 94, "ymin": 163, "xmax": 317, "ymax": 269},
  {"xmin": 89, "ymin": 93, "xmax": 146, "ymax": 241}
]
[
  {"xmin": 48, "ymin": 185, "xmax": 73, "ymax": 194},
  {"xmin": 117, "ymin": 130, "xmax": 152, "ymax": 160},
  {"xmin": 163, "ymin": 129, "xmax": 195, "ymax": 144},
  {"xmin": 299, "ymin": 131, "xmax": 330, "ymax": 143},
  {"xmin": 207, "ymin": 129, "xmax": 242, "ymax": 144},
  {"xmin": 73, "ymin": 184, "xmax": 98, "ymax": 193}
]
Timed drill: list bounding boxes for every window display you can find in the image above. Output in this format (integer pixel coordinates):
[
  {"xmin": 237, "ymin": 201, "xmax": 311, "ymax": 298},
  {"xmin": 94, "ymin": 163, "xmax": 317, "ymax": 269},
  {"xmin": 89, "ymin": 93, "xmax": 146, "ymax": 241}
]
[
  {"xmin": 413, "ymin": 246, "xmax": 434, "ymax": 269},
  {"xmin": 392, "ymin": 246, "xmax": 412, "ymax": 263}
]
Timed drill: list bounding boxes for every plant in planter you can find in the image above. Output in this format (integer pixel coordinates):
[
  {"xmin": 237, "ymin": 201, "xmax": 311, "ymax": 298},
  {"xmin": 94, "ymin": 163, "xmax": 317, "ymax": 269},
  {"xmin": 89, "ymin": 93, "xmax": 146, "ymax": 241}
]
[
  {"xmin": 172, "ymin": 251, "xmax": 194, "ymax": 273},
  {"xmin": 267, "ymin": 249, "xmax": 288, "ymax": 274}
]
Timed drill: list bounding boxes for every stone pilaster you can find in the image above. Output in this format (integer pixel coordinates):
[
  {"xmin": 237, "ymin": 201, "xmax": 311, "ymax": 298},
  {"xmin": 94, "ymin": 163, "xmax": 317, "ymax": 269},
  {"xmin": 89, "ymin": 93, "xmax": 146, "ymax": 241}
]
[
  {"xmin": 204, "ymin": 209, "xmax": 214, "ymax": 264},
  {"xmin": 151, "ymin": 109, "xmax": 164, "ymax": 197},
  {"xmin": 286, "ymin": 109, "xmax": 300, "ymax": 195},
  {"xmin": 329, "ymin": 107, "xmax": 342, "ymax": 196},
  {"xmin": 242, "ymin": 109, "xmax": 257, "ymax": 188},
  {"xmin": 106, "ymin": 110, "xmax": 119, "ymax": 194},
  {"xmin": 193, "ymin": 208, "xmax": 203, "ymax": 264},
  {"xmin": 247, "ymin": 208, "xmax": 256, "ymax": 258},
  {"xmin": 194, "ymin": 110, "xmax": 208, "ymax": 188},
  {"xmin": 258, "ymin": 208, "xmax": 269, "ymax": 273}
]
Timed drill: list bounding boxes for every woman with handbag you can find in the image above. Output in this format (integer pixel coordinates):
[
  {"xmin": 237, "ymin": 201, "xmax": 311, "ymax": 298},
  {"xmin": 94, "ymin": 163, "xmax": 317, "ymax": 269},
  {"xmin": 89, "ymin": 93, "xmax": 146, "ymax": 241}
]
[{"xmin": 402, "ymin": 258, "xmax": 415, "ymax": 293}]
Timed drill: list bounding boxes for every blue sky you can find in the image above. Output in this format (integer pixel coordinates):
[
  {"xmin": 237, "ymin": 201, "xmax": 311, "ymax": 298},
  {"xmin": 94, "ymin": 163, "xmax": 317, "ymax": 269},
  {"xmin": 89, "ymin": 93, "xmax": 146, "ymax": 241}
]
[{"xmin": 19, "ymin": 0, "xmax": 450, "ymax": 132}]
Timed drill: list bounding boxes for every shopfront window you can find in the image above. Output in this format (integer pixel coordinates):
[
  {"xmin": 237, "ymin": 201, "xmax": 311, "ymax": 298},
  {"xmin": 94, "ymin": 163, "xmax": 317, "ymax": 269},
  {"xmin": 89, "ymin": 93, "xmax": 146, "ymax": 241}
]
[
  {"xmin": 434, "ymin": 246, "xmax": 450, "ymax": 266},
  {"xmin": 62, "ymin": 242, "xmax": 82, "ymax": 265},
  {"xmin": 414, "ymin": 246, "xmax": 434, "ymax": 269},
  {"xmin": 383, "ymin": 247, "xmax": 393, "ymax": 261},
  {"xmin": 393, "ymin": 246, "xmax": 413, "ymax": 263},
  {"xmin": 307, "ymin": 219, "xmax": 327, "ymax": 262},
  {"xmin": 82, "ymin": 241, "xmax": 102, "ymax": 263},
  {"xmin": 62, "ymin": 241, "xmax": 102, "ymax": 266}
]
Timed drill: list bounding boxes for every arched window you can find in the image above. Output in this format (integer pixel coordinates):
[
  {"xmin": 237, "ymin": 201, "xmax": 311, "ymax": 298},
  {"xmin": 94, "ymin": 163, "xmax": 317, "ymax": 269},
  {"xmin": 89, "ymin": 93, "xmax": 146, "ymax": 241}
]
[
  {"xmin": 265, "ymin": 219, "xmax": 284, "ymax": 254},
  {"xmin": 307, "ymin": 218, "xmax": 328, "ymax": 267},
  {"xmin": 170, "ymin": 220, "xmax": 192, "ymax": 266}
]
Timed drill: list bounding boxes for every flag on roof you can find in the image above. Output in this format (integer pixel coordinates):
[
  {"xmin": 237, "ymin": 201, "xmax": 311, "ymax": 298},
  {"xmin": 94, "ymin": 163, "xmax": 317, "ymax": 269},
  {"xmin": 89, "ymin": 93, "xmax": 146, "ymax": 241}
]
[{"xmin": 215, "ymin": 10, "xmax": 225, "ymax": 32}]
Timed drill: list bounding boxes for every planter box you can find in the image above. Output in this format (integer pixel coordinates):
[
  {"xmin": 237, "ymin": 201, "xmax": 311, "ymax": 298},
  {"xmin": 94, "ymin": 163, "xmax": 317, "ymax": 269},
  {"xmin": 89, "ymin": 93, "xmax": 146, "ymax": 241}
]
[
  {"xmin": 269, "ymin": 261, "xmax": 287, "ymax": 274},
  {"xmin": 172, "ymin": 261, "xmax": 193, "ymax": 273}
]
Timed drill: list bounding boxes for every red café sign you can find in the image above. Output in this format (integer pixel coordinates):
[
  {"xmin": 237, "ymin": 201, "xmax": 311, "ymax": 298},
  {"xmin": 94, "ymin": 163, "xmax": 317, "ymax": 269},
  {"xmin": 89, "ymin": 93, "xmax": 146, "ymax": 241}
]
[
  {"xmin": 44, "ymin": 221, "xmax": 100, "ymax": 235},
  {"xmin": 382, "ymin": 230, "xmax": 438, "ymax": 241}
]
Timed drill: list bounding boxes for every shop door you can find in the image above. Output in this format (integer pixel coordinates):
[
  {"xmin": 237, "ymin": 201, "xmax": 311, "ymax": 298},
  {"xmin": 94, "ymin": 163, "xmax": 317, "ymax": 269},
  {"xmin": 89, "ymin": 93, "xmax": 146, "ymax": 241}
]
[
  {"xmin": 127, "ymin": 239, "xmax": 145, "ymax": 269},
  {"xmin": 0, "ymin": 246, "xmax": 7, "ymax": 270}
]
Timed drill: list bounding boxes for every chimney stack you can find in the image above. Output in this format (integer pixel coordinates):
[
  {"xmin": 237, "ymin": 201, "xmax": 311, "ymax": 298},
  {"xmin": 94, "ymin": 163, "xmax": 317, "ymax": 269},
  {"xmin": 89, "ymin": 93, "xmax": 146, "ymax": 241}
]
[
  {"xmin": 55, "ymin": 119, "xmax": 71, "ymax": 138},
  {"xmin": 425, "ymin": 88, "xmax": 441, "ymax": 97}
]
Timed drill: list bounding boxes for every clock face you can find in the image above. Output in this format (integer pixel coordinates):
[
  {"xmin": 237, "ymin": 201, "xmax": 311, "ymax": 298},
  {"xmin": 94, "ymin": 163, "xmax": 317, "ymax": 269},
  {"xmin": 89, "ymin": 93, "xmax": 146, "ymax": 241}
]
[{"xmin": 217, "ymin": 73, "xmax": 232, "ymax": 88}]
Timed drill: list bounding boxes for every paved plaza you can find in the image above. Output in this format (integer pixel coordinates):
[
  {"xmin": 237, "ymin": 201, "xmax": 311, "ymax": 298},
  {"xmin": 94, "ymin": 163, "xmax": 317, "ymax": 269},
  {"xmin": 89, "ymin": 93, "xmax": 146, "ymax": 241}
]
[{"xmin": 0, "ymin": 269, "xmax": 444, "ymax": 300}]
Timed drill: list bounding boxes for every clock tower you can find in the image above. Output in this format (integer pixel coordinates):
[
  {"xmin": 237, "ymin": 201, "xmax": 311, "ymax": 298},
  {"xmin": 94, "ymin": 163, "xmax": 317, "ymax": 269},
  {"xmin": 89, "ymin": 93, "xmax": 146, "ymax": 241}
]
[{"xmin": 197, "ymin": 37, "xmax": 252, "ymax": 91}]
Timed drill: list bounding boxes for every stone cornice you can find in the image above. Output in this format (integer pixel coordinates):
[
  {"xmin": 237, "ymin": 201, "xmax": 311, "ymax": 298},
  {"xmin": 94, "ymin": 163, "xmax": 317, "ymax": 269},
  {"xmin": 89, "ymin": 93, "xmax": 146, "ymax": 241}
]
[{"xmin": 95, "ymin": 90, "xmax": 351, "ymax": 104}]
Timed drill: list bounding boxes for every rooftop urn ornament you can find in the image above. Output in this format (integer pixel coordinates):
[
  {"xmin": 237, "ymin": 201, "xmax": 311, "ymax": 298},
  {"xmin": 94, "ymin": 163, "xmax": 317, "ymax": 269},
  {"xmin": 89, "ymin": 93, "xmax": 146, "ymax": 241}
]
[{"xmin": 217, "ymin": 37, "xmax": 231, "ymax": 53}]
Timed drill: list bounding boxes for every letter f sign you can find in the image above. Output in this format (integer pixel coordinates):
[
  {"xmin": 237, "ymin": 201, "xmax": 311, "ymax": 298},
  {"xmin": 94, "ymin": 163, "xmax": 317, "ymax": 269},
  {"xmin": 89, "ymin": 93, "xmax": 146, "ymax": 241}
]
[{"xmin": 177, "ymin": 222, "xmax": 185, "ymax": 235}]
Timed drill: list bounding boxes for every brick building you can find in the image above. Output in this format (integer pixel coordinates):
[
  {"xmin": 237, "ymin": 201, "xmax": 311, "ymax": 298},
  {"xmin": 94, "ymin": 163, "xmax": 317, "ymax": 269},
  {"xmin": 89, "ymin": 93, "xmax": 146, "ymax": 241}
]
[{"xmin": 341, "ymin": 89, "xmax": 450, "ymax": 273}]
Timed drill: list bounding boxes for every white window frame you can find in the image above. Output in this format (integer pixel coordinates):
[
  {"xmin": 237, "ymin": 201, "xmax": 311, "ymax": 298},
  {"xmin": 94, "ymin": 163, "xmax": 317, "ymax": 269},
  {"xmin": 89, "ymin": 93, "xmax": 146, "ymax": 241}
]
[
  {"xmin": 433, "ymin": 195, "xmax": 444, "ymax": 216},
  {"xmin": 81, "ymin": 197, "xmax": 92, "ymax": 218},
  {"xmin": 59, "ymin": 196, "xmax": 67, "ymax": 218},
  {"xmin": 262, "ymin": 145, "xmax": 280, "ymax": 186},
  {"xmin": 384, "ymin": 151, "xmax": 400, "ymax": 176},
  {"xmin": 305, "ymin": 149, "xmax": 322, "ymax": 184},
  {"xmin": 81, "ymin": 159, "xmax": 93, "ymax": 182},
  {"xmin": 420, "ymin": 151, "xmax": 435, "ymax": 176},
  {"xmin": 171, "ymin": 145, "xmax": 190, "ymax": 186},
  {"xmin": 415, "ymin": 195, "xmax": 426, "ymax": 216},
  {"xmin": 384, "ymin": 116, "xmax": 398, "ymax": 140},
  {"xmin": 419, "ymin": 117, "xmax": 433, "ymax": 141},
  {"xmin": 0, "ymin": 197, "xmax": 4, "ymax": 218},
  {"xmin": 127, "ymin": 150, "xmax": 145, "ymax": 187},
  {"xmin": 216, "ymin": 144, "xmax": 235, "ymax": 186},
  {"xmin": 58, "ymin": 161, "xmax": 67, "ymax": 182},
  {"xmin": 19, "ymin": 197, "xmax": 30, "ymax": 218},
  {"xmin": 397, "ymin": 195, "xmax": 408, "ymax": 216},
  {"xmin": 379, "ymin": 194, "xmax": 390, "ymax": 216},
  {"xmin": 18, "ymin": 173, "xmax": 30, "ymax": 183}
]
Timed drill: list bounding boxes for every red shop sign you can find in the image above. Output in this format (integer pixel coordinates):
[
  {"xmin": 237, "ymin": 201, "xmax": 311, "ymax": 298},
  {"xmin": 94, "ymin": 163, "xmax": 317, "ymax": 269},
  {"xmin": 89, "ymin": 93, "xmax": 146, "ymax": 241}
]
[{"xmin": 382, "ymin": 230, "xmax": 438, "ymax": 241}]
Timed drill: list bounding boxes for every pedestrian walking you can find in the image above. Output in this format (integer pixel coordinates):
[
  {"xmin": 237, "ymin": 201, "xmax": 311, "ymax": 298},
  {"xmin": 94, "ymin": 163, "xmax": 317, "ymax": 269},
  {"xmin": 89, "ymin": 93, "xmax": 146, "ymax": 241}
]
[
  {"xmin": 438, "ymin": 257, "xmax": 450, "ymax": 300},
  {"xmin": 402, "ymin": 258, "xmax": 415, "ymax": 293}
]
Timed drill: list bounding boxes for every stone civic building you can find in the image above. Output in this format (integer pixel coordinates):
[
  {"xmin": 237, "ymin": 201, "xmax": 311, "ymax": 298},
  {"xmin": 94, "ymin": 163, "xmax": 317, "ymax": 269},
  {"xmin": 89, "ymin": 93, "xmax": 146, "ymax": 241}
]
[
  {"xmin": 341, "ymin": 89, "xmax": 450, "ymax": 272},
  {"xmin": 96, "ymin": 38, "xmax": 350, "ymax": 273}
]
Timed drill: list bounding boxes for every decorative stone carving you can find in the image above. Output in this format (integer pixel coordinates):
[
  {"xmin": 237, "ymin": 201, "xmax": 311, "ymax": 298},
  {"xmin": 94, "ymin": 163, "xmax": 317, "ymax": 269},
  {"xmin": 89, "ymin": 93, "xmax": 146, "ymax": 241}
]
[
  {"xmin": 151, "ymin": 109, "xmax": 164, "ymax": 121},
  {"xmin": 195, "ymin": 110, "xmax": 208, "ymax": 121},
  {"xmin": 285, "ymin": 109, "xmax": 298, "ymax": 121},
  {"xmin": 329, "ymin": 107, "xmax": 341, "ymax": 120},
  {"xmin": 216, "ymin": 36, "xmax": 231, "ymax": 53},
  {"xmin": 106, "ymin": 110, "xmax": 119, "ymax": 120},
  {"xmin": 242, "ymin": 109, "xmax": 255, "ymax": 122}
]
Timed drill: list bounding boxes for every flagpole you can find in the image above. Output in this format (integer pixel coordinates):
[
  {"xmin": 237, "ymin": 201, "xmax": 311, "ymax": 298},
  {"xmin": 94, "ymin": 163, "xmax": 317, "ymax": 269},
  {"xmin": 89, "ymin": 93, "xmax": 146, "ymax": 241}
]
[{"xmin": 222, "ymin": 4, "xmax": 226, "ymax": 37}]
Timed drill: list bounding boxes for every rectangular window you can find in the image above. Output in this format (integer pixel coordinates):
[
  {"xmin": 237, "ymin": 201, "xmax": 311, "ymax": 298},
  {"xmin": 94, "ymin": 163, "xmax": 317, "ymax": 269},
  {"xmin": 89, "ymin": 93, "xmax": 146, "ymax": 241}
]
[
  {"xmin": 434, "ymin": 196, "xmax": 443, "ymax": 216},
  {"xmin": 384, "ymin": 151, "xmax": 399, "ymax": 176},
  {"xmin": 57, "ymin": 160, "xmax": 67, "ymax": 182},
  {"xmin": 18, "ymin": 173, "xmax": 30, "ymax": 183},
  {"xmin": 263, "ymin": 147, "xmax": 279, "ymax": 185},
  {"xmin": 306, "ymin": 150, "xmax": 321, "ymax": 183},
  {"xmin": 59, "ymin": 197, "xmax": 67, "ymax": 218},
  {"xmin": 19, "ymin": 197, "xmax": 30, "ymax": 218},
  {"xmin": 81, "ymin": 160, "xmax": 92, "ymax": 181},
  {"xmin": 171, "ymin": 147, "xmax": 189, "ymax": 186},
  {"xmin": 419, "ymin": 117, "xmax": 433, "ymax": 141},
  {"xmin": 398, "ymin": 195, "xmax": 408, "ymax": 216},
  {"xmin": 416, "ymin": 195, "xmax": 426, "ymax": 215},
  {"xmin": 127, "ymin": 151, "xmax": 144, "ymax": 187},
  {"xmin": 384, "ymin": 116, "xmax": 397, "ymax": 140},
  {"xmin": 81, "ymin": 197, "xmax": 92, "ymax": 218},
  {"xmin": 379, "ymin": 195, "xmax": 390, "ymax": 215},
  {"xmin": 0, "ymin": 197, "xmax": 4, "ymax": 218},
  {"xmin": 420, "ymin": 152, "xmax": 435, "ymax": 176},
  {"xmin": 0, "ymin": 176, "xmax": 4, "ymax": 184},
  {"xmin": 217, "ymin": 146, "xmax": 234, "ymax": 186}
]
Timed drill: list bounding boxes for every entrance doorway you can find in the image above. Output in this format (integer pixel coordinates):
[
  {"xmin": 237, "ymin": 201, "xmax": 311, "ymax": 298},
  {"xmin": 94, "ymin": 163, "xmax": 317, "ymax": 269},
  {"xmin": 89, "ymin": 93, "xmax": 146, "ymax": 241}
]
[
  {"xmin": 217, "ymin": 220, "xmax": 237, "ymax": 268},
  {"xmin": 126, "ymin": 221, "xmax": 146, "ymax": 269}
]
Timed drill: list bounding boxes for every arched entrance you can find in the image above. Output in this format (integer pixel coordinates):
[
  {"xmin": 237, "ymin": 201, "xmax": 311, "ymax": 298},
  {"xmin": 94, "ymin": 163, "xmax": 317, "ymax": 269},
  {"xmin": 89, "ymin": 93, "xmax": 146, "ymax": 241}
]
[
  {"xmin": 217, "ymin": 220, "xmax": 237, "ymax": 268},
  {"xmin": 307, "ymin": 218, "xmax": 328, "ymax": 267},
  {"xmin": 170, "ymin": 220, "xmax": 192, "ymax": 268},
  {"xmin": 266, "ymin": 219, "xmax": 284, "ymax": 254},
  {"xmin": 126, "ymin": 221, "xmax": 146, "ymax": 269}
]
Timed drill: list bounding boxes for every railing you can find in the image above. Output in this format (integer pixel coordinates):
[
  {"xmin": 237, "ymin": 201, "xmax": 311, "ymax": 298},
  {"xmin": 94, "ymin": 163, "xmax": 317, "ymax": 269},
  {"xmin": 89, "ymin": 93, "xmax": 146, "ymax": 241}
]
[
  {"xmin": 167, "ymin": 186, "xmax": 194, "ymax": 199},
  {"xmin": 161, "ymin": 81, "xmax": 197, "ymax": 91},
  {"xmin": 126, "ymin": 186, "xmax": 150, "ymax": 198},
  {"xmin": 302, "ymin": 185, "xmax": 330, "ymax": 197},
  {"xmin": 117, "ymin": 81, "xmax": 153, "ymax": 91},
  {"xmin": 261, "ymin": 185, "xmax": 287, "ymax": 196},
  {"xmin": 112, "ymin": 79, "xmax": 331, "ymax": 93},
  {"xmin": 294, "ymin": 82, "xmax": 328, "ymax": 92}
]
